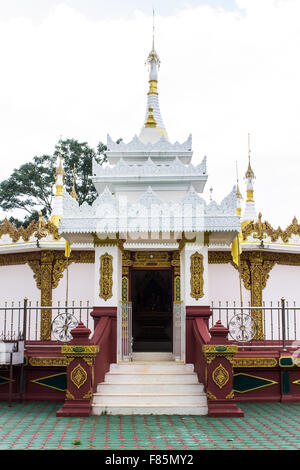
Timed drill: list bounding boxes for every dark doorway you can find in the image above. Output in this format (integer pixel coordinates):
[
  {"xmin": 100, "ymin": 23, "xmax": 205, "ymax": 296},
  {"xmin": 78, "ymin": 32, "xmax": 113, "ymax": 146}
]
[{"xmin": 131, "ymin": 269, "xmax": 173, "ymax": 352}]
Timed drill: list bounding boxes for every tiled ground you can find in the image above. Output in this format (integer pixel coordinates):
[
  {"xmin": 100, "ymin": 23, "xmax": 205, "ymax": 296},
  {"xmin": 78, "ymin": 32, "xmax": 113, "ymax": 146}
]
[{"xmin": 0, "ymin": 402, "xmax": 300, "ymax": 450}]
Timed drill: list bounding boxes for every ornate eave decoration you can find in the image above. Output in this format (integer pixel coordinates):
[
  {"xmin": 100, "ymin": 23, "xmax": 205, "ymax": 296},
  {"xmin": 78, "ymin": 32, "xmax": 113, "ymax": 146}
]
[
  {"xmin": 242, "ymin": 213, "xmax": 300, "ymax": 244},
  {"xmin": 0, "ymin": 217, "xmax": 61, "ymax": 243}
]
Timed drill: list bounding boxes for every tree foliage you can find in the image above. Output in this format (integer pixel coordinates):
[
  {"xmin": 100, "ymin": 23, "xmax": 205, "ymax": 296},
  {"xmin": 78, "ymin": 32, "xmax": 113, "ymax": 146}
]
[{"xmin": 0, "ymin": 137, "xmax": 113, "ymax": 227}]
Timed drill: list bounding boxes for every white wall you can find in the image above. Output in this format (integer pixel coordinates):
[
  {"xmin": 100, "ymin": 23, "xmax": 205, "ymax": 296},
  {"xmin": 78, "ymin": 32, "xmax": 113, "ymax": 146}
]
[
  {"xmin": 52, "ymin": 262, "xmax": 94, "ymax": 306},
  {"xmin": 208, "ymin": 262, "xmax": 251, "ymax": 329},
  {"xmin": 263, "ymin": 264, "xmax": 300, "ymax": 306},
  {"xmin": 0, "ymin": 264, "xmax": 40, "ymax": 304}
]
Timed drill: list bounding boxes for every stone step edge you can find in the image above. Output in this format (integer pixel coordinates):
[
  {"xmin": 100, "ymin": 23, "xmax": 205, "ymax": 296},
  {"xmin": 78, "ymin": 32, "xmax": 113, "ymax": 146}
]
[
  {"xmin": 93, "ymin": 392, "xmax": 206, "ymax": 397},
  {"xmin": 91, "ymin": 403, "xmax": 208, "ymax": 407},
  {"xmin": 106, "ymin": 372, "xmax": 198, "ymax": 375},
  {"xmin": 98, "ymin": 382, "xmax": 202, "ymax": 385}
]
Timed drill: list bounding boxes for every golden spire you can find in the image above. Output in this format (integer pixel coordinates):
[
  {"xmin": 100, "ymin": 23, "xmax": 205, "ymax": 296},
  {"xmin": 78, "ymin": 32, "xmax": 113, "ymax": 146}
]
[
  {"xmin": 71, "ymin": 165, "xmax": 78, "ymax": 200},
  {"xmin": 245, "ymin": 133, "xmax": 255, "ymax": 180},
  {"xmin": 145, "ymin": 105, "xmax": 157, "ymax": 128},
  {"xmin": 56, "ymin": 138, "xmax": 66, "ymax": 178}
]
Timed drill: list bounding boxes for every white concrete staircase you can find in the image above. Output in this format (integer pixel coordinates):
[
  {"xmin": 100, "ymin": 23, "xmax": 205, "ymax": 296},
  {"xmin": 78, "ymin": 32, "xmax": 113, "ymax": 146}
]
[{"xmin": 91, "ymin": 353, "xmax": 208, "ymax": 415}]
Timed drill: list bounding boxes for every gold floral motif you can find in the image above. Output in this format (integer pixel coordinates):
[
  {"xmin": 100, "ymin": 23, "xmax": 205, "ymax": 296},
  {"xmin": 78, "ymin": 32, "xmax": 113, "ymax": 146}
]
[
  {"xmin": 190, "ymin": 252, "xmax": 204, "ymax": 300},
  {"xmin": 225, "ymin": 390, "xmax": 234, "ymax": 399},
  {"xmin": 28, "ymin": 357, "xmax": 69, "ymax": 367},
  {"xmin": 70, "ymin": 364, "xmax": 87, "ymax": 389},
  {"xmin": 132, "ymin": 251, "xmax": 171, "ymax": 268},
  {"xmin": 212, "ymin": 364, "xmax": 229, "ymax": 389},
  {"xmin": 206, "ymin": 390, "xmax": 217, "ymax": 400},
  {"xmin": 52, "ymin": 259, "xmax": 72, "ymax": 289},
  {"xmin": 82, "ymin": 390, "xmax": 92, "ymax": 400},
  {"xmin": 99, "ymin": 253, "xmax": 113, "ymax": 301},
  {"xmin": 61, "ymin": 345, "xmax": 99, "ymax": 358},
  {"xmin": 232, "ymin": 357, "xmax": 278, "ymax": 368},
  {"xmin": 66, "ymin": 389, "xmax": 75, "ymax": 400},
  {"xmin": 0, "ymin": 217, "xmax": 61, "ymax": 243},
  {"xmin": 203, "ymin": 345, "xmax": 237, "ymax": 367},
  {"xmin": 242, "ymin": 214, "xmax": 300, "ymax": 244}
]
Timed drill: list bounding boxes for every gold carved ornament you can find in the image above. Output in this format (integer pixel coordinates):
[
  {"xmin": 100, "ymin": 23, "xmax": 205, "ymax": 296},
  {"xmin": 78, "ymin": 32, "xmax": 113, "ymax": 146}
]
[
  {"xmin": 190, "ymin": 252, "xmax": 204, "ymax": 300},
  {"xmin": 70, "ymin": 364, "xmax": 87, "ymax": 389},
  {"xmin": 212, "ymin": 364, "xmax": 230, "ymax": 389},
  {"xmin": 242, "ymin": 214, "xmax": 300, "ymax": 244},
  {"xmin": 203, "ymin": 345, "xmax": 238, "ymax": 365},
  {"xmin": 232, "ymin": 357, "xmax": 278, "ymax": 368},
  {"xmin": 0, "ymin": 217, "xmax": 61, "ymax": 243},
  {"xmin": 132, "ymin": 251, "xmax": 171, "ymax": 268},
  {"xmin": 99, "ymin": 253, "xmax": 113, "ymax": 301}
]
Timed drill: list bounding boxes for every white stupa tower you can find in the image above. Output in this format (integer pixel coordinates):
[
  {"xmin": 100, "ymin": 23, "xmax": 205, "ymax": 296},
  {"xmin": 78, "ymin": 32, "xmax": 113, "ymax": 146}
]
[{"xmin": 140, "ymin": 12, "xmax": 168, "ymax": 144}]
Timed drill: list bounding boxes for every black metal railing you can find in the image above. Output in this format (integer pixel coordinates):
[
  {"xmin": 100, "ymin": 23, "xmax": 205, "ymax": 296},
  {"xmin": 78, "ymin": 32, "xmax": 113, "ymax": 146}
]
[
  {"xmin": 0, "ymin": 299, "xmax": 93, "ymax": 342},
  {"xmin": 210, "ymin": 299, "xmax": 300, "ymax": 349}
]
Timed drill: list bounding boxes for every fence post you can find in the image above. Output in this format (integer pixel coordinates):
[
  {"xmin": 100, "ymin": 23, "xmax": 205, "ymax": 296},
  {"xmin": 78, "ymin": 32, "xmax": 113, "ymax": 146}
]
[
  {"xmin": 202, "ymin": 320, "xmax": 244, "ymax": 417},
  {"xmin": 56, "ymin": 322, "xmax": 99, "ymax": 417},
  {"xmin": 281, "ymin": 297, "xmax": 287, "ymax": 351},
  {"xmin": 23, "ymin": 298, "xmax": 28, "ymax": 341}
]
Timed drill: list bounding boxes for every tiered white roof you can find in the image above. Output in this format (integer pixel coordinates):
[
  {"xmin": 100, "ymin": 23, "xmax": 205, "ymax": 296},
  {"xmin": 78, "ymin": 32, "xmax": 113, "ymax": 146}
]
[{"xmin": 59, "ymin": 38, "xmax": 240, "ymax": 246}]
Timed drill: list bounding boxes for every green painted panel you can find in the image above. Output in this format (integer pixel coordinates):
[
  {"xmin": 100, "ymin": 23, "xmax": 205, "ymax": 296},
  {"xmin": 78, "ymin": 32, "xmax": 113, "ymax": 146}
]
[
  {"xmin": 282, "ymin": 371, "xmax": 290, "ymax": 395},
  {"xmin": 32, "ymin": 373, "xmax": 66, "ymax": 392},
  {"xmin": 234, "ymin": 373, "xmax": 277, "ymax": 393}
]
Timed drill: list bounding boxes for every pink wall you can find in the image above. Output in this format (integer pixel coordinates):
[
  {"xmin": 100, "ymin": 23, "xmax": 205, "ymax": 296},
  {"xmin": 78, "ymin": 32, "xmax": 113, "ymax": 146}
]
[
  {"xmin": 208, "ymin": 262, "xmax": 251, "ymax": 329},
  {"xmin": 0, "ymin": 264, "xmax": 40, "ymax": 305}
]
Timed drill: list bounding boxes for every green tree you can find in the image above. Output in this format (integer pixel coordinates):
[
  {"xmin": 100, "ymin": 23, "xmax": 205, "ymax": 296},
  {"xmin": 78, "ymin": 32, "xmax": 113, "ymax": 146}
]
[{"xmin": 0, "ymin": 137, "xmax": 113, "ymax": 227}]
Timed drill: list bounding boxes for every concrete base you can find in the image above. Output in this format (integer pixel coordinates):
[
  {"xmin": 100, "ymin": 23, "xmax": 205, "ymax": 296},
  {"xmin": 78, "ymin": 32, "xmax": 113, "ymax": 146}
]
[{"xmin": 208, "ymin": 402, "xmax": 244, "ymax": 418}]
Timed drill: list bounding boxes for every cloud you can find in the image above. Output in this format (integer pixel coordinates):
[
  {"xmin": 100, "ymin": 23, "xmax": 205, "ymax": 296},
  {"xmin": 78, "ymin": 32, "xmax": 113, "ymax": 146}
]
[{"xmin": 0, "ymin": 0, "xmax": 299, "ymax": 227}]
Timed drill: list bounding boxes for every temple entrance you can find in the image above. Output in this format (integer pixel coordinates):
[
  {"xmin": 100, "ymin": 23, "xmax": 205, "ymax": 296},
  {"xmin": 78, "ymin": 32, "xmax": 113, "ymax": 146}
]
[{"xmin": 131, "ymin": 269, "xmax": 173, "ymax": 352}]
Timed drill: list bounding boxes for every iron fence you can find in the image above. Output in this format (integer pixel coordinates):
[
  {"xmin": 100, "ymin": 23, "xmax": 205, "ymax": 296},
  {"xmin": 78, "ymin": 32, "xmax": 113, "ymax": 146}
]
[
  {"xmin": 0, "ymin": 299, "xmax": 93, "ymax": 342},
  {"xmin": 211, "ymin": 299, "xmax": 300, "ymax": 349}
]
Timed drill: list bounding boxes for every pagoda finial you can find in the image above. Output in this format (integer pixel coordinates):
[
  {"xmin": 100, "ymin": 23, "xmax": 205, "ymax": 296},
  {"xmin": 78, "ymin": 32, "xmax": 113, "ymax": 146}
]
[
  {"xmin": 245, "ymin": 133, "xmax": 255, "ymax": 180},
  {"xmin": 242, "ymin": 133, "xmax": 257, "ymax": 222},
  {"xmin": 146, "ymin": 8, "xmax": 160, "ymax": 68},
  {"xmin": 140, "ymin": 10, "xmax": 168, "ymax": 140}
]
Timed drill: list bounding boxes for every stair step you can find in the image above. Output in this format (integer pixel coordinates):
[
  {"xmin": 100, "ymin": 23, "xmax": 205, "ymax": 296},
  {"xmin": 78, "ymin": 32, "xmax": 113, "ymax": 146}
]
[
  {"xmin": 110, "ymin": 363, "xmax": 194, "ymax": 373},
  {"xmin": 91, "ymin": 361, "xmax": 208, "ymax": 416},
  {"xmin": 132, "ymin": 352, "xmax": 174, "ymax": 361},
  {"xmin": 104, "ymin": 373, "xmax": 199, "ymax": 384},
  {"xmin": 93, "ymin": 393, "xmax": 207, "ymax": 406},
  {"xmin": 97, "ymin": 383, "xmax": 204, "ymax": 393},
  {"xmin": 91, "ymin": 404, "xmax": 208, "ymax": 415}
]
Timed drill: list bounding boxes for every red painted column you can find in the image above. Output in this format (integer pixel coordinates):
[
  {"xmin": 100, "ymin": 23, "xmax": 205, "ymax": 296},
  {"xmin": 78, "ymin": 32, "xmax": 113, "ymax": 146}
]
[
  {"xmin": 56, "ymin": 322, "xmax": 99, "ymax": 417},
  {"xmin": 203, "ymin": 320, "xmax": 244, "ymax": 417}
]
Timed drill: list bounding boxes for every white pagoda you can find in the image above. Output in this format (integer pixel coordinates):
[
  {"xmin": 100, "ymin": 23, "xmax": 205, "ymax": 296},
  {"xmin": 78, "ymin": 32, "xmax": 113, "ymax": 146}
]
[{"xmin": 59, "ymin": 36, "xmax": 240, "ymax": 363}]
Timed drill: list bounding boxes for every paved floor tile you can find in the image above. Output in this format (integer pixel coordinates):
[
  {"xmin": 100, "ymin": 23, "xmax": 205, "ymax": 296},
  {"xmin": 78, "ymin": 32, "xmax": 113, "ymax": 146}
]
[{"xmin": 0, "ymin": 402, "xmax": 299, "ymax": 450}]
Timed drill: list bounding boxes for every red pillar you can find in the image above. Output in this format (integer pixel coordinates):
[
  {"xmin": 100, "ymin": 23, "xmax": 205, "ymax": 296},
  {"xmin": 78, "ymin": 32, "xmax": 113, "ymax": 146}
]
[
  {"xmin": 203, "ymin": 320, "xmax": 244, "ymax": 417},
  {"xmin": 56, "ymin": 322, "xmax": 99, "ymax": 417}
]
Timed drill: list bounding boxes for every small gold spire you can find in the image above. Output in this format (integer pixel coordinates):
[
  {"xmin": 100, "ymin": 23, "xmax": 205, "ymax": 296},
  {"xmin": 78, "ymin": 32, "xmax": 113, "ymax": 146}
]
[
  {"xmin": 56, "ymin": 137, "xmax": 66, "ymax": 178},
  {"xmin": 235, "ymin": 162, "xmax": 242, "ymax": 200},
  {"xmin": 236, "ymin": 183, "xmax": 242, "ymax": 201},
  {"xmin": 145, "ymin": 105, "xmax": 157, "ymax": 128},
  {"xmin": 245, "ymin": 133, "xmax": 255, "ymax": 179},
  {"xmin": 56, "ymin": 156, "xmax": 65, "ymax": 177},
  {"xmin": 71, "ymin": 165, "xmax": 78, "ymax": 200}
]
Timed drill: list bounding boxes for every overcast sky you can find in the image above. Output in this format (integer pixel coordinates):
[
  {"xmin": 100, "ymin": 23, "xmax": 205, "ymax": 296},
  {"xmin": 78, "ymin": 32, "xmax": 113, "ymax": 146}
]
[{"xmin": 0, "ymin": 0, "xmax": 299, "ymax": 228}]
